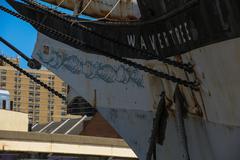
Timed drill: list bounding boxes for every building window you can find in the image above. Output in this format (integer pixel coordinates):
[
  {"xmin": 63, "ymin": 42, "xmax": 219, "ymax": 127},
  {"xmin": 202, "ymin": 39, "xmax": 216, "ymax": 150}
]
[
  {"xmin": 32, "ymin": 73, "xmax": 41, "ymax": 78},
  {"xmin": 28, "ymin": 108, "xmax": 33, "ymax": 114},
  {"xmin": 2, "ymin": 100, "xmax": 6, "ymax": 109},
  {"xmin": 14, "ymin": 77, "xmax": 21, "ymax": 81},
  {"xmin": 48, "ymin": 93, "xmax": 54, "ymax": 98},
  {"xmin": 0, "ymin": 82, "xmax": 6, "ymax": 87},
  {"xmin": 62, "ymin": 100, "xmax": 66, "ymax": 105},
  {"xmin": 35, "ymin": 92, "xmax": 40, "ymax": 96},
  {"xmin": 35, "ymin": 116, "xmax": 39, "ymax": 121},
  {"xmin": 29, "ymin": 86, "xmax": 34, "ymax": 90},
  {"xmin": 29, "ymin": 98, "xmax": 34, "ymax": 102},
  {"xmin": 48, "ymin": 100, "xmax": 54, "ymax": 104},
  {"xmin": 48, "ymin": 75, "xmax": 55, "ymax": 80},
  {"xmin": 1, "ymin": 76, "xmax": 6, "ymax": 81},
  {"xmin": 48, "ymin": 81, "xmax": 54, "ymax": 86},
  {"xmin": 1, "ymin": 69, "xmax": 7, "ymax": 74},
  {"xmin": 29, "ymin": 91, "xmax": 34, "ymax": 97},
  {"xmin": 35, "ymin": 104, "xmax": 40, "ymax": 108},
  {"xmin": 61, "ymin": 88, "xmax": 66, "ymax": 93},
  {"xmin": 29, "ymin": 80, "xmax": 34, "ymax": 84},
  {"xmin": 15, "ymin": 71, "xmax": 21, "ymax": 76},
  {"xmin": 35, "ymin": 110, "xmax": 39, "ymax": 115},
  {"xmin": 35, "ymin": 86, "xmax": 40, "ymax": 90},
  {"xmin": 61, "ymin": 105, "xmax": 66, "ymax": 110},
  {"xmin": 35, "ymin": 98, "xmax": 40, "ymax": 102}
]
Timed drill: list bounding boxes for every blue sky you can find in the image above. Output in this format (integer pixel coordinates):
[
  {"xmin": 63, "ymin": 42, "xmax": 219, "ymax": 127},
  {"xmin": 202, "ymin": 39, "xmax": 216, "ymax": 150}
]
[
  {"xmin": 0, "ymin": 1, "xmax": 92, "ymax": 68},
  {"xmin": 0, "ymin": 0, "xmax": 37, "ymax": 68}
]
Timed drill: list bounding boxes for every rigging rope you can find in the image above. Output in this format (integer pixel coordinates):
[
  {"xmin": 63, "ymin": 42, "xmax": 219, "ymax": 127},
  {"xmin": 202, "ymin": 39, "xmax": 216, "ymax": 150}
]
[
  {"xmin": 22, "ymin": 0, "xmax": 194, "ymax": 73},
  {"xmin": 71, "ymin": 0, "xmax": 117, "ymax": 25},
  {"xmin": 55, "ymin": 0, "xmax": 65, "ymax": 9},
  {"xmin": 56, "ymin": 0, "xmax": 65, "ymax": 9},
  {"xmin": 73, "ymin": 0, "xmax": 83, "ymax": 16},
  {"xmin": 103, "ymin": 0, "xmax": 121, "ymax": 19},
  {"xmin": 0, "ymin": 36, "xmax": 41, "ymax": 69},
  {"xmin": 77, "ymin": 0, "xmax": 92, "ymax": 16},
  {"xmin": 75, "ymin": 0, "xmax": 120, "ymax": 21}
]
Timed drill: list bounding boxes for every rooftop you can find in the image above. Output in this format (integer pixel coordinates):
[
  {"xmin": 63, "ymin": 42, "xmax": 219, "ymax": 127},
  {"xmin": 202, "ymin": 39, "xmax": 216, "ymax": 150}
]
[{"xmin": 0, "ymin": 89, "xmax": 10, "ymax": 95}]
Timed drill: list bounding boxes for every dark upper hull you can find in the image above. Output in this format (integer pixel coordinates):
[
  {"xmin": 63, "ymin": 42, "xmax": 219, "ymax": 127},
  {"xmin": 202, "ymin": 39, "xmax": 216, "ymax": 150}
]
[{"xmin": 7, "ymin": 0, "xmax": 240, "ymax": 60}]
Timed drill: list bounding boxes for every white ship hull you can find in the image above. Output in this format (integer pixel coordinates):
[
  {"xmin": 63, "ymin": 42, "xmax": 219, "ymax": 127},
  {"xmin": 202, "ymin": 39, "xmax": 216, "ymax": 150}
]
[{"xmin": 32, "ymin": 33, "xmax": 240, "ymax": 160}]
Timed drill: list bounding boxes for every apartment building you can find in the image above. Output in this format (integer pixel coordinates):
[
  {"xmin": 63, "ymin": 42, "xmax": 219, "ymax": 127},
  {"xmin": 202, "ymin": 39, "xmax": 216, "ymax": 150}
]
[{"xmin": 0, "ymin": 57, "xmax": 68, "ymax": 124}]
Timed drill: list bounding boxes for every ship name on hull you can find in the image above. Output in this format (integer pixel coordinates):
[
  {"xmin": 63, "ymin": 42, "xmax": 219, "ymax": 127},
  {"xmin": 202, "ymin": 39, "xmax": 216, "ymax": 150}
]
[{"xmin": 127, "ymin": 22, "xmax": 197, "ymax": 56}]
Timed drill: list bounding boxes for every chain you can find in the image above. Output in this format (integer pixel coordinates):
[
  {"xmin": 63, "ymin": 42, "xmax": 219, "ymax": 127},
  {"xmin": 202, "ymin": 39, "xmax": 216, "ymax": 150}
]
[
  {"xmin": 0, "ymin": 54, "xmax": 66, "ymax": 100},
  {"xmin": 21, "ymin": 0, "xmax": 194, "ymax": 73},
  {"xmin": 0, "ymin": 36, "xmax": 41, "ymax": 69},
  {"xmin": 0, "ymin": 5, "xmax": 199, "ymax": 90}
]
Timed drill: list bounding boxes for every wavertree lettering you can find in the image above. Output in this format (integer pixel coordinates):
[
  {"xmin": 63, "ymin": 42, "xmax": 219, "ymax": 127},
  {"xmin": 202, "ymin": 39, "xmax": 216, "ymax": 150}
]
[{"xmin": 127, "ymin": 22, "xmax": 194, "ymax": 54}]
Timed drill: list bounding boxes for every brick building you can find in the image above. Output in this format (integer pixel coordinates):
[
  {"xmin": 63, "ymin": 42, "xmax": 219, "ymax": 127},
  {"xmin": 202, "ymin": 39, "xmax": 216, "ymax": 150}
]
[{"xmin": 0, "ymin": 57, "xmax": 68, "ymax": 124}]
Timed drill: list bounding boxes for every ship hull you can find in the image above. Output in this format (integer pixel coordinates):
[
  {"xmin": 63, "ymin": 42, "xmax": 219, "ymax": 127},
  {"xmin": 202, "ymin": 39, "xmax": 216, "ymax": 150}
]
[
  {"xmin": 99, "ymin": 107, "xmax": 240, "ymax": 160},
  {"xmin": 32, "ymin": 32, "xmax": 240, "ymax": 160},
  {"xmin": 4, "ymin": 0, "xmax": 240, "ymax": 159},
  {"xmin": 7, "ymin": 0, "xmax": 240, "ymax": 59}
]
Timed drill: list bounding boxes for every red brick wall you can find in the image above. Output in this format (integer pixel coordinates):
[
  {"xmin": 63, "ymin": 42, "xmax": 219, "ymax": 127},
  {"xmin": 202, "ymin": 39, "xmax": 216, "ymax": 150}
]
[{"xmin": 81, "ymin": 112, "xmax": 121, "ymax": 138}]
